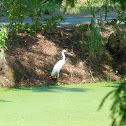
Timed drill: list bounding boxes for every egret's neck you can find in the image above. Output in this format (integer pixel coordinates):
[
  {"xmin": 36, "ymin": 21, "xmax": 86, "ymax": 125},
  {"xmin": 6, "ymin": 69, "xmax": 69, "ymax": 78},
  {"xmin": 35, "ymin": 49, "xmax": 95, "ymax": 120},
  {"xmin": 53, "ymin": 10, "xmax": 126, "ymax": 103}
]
[{"xmin": 62, "ymin": 52, "xmax": 65, "ymax": 61}]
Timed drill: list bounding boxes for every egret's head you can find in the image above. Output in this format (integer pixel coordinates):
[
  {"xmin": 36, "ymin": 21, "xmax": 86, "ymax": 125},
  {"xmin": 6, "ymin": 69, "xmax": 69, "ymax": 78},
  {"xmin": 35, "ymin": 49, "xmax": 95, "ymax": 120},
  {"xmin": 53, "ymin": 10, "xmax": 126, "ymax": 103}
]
[{"xmin": 62, "ymin": 50, "xmax": 67, "ymax": 53}]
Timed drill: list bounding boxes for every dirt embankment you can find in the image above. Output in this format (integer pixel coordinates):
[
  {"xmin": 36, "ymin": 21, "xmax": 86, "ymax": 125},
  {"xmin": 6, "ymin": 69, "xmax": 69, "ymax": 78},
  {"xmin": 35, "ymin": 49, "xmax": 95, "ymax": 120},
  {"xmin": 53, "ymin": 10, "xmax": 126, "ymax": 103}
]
[{"xmin": 0, "ymin": 25, "xmax": 123, "ymax": 87}]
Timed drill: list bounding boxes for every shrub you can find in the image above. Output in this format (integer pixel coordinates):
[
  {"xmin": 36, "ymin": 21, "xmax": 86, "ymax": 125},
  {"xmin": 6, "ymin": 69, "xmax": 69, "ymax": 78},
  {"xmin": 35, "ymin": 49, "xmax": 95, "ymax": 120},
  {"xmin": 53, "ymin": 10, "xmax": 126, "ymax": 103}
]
[
  {"xmin": 86, "ymin": 19, "xmax": 104, "ymax": 58},
  {"xmin": 0, "ymin": 24, "xmax": 8, "ymax": 51},
  {"xmin": 3, "ymin": 0, "xmax": 65, "ymax": 36}
]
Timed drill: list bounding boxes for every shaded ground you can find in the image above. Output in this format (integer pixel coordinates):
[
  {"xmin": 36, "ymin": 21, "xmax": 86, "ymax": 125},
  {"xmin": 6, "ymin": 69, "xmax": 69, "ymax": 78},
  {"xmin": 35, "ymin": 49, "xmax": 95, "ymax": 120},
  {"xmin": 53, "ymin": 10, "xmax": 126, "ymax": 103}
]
[
  {"xmin": 4, "ymin": 28, "xmax": 89, "ymax": 86},
  {"xmin": 0, "ymin": 24, "xmax": 122, "ymax": 87}
]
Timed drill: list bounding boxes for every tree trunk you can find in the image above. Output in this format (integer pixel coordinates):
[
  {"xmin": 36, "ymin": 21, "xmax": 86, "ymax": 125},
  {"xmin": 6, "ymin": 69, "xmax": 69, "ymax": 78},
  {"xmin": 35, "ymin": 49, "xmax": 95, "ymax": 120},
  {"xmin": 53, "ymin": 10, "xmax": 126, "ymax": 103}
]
[{"xmin": 0, "ymin": 47, "xmax": 8, "ymax": 74}]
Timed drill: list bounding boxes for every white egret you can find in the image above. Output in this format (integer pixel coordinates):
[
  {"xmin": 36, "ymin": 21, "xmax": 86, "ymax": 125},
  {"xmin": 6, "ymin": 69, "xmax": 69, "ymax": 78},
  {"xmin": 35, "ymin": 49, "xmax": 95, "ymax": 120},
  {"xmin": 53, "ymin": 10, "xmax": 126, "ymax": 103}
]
[{"xmin": 51, "ymin": 50, "xmax": 67, "ymax": 82}]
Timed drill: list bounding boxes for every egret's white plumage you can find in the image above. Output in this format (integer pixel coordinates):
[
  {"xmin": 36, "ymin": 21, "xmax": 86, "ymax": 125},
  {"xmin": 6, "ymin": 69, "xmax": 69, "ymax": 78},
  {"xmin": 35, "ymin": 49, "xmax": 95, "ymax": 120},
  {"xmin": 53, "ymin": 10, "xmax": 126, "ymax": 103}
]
[{"xmin": 51, "ymin": 50, "xmax": 67, "ymax": 82}]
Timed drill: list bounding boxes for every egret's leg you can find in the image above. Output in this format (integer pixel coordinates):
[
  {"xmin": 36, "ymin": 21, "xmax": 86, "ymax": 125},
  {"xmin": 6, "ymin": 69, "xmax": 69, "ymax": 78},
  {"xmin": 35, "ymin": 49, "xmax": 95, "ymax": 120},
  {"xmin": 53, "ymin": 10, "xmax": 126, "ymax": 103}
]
[{"xmin": 57, "ymin": 72, "xmax": 59, "ymax": 82}]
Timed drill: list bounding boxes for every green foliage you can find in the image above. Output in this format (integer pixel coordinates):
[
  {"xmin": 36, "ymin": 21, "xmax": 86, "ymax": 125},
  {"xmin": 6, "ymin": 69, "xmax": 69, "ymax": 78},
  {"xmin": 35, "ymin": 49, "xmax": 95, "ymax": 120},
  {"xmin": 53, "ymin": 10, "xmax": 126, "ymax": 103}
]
[
  {"xmin": 4, "ymin": 0, "xmax": 27, "ymax": 36},
  {"xmin": 42, "ymin": 2, "xmax": 54, "ymax": 14},
  {"xmin": 0, "ymin": 1, "xmax": 8, "ymax": 16},
  {"xmin": 109, "ymin": 25, "xmax": 126, "ymax": 57},
  {"xmin": 7, "ymin": 1, "xmax": 27, "ymax": 22},
  {"xmin": 24, "ymin": 22, "xmax": 41, "ymax": 37},
  {"xmin": 75, "ymin": 24, "xmax": 89, "ymax": 52},
  {"xmin": 85, "ymin": 0, "xmax": 107, "ymax": 18},
  {"xmin": 111, "ymin": 0, "xmax": 126, "ymax": 10},
  {"xmin": 76, "ymin": 24, "xmax": 89, "ymax": 31},
  {"xmin": 85, "ymin": 0, "xmax": 97, "ymax": 18},
  {"xmin": 112, "ymin": 2, "xmax": 126, "ymax": 24},
  {"xmin": 99, "ymin": 80, "xmax": 126, "ymax": 126},
  {"xmin": 65, "ymin": 0, "xmax": 77, "ymax": 7},
  {"xmin": 43, "ymin": 16, "xmax": 64, "ymax": 31},
  {"xmin": 41, "ymin": 2, "xmax": 61, "ymax": 14},
  {"xmin": 2, "ymin": 0, "xmax": 66, "ymax": 36},
  {"xmin": 87, "ymin": 19, "xmax": 104, "ymax": 57},
  {"xmin": 74, "ymin": 21, "xmax": 104, "ymax": 58},
  {"xmin": 0, "ymin": 24, "xmax": 8, "ymax": 51},
  {"xmin": 3, "ymin": 0, "xmax": 43, "ymax": 36}
]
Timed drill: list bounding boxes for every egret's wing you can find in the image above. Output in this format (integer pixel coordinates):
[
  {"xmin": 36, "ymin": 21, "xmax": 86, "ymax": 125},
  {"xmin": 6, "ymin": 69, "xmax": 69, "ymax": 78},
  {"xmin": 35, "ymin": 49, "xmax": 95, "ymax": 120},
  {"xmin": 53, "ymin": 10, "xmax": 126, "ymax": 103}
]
[{"xmin": 51, "ymin": 60, "xmax": 65, "ymax": 76}]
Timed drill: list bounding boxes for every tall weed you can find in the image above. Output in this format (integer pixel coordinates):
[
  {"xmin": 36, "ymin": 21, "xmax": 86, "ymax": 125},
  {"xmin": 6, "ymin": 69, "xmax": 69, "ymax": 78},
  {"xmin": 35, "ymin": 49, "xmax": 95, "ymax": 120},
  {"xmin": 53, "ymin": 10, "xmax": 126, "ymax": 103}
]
[{"xmin": 87, "ymin": 19, "xmax": 104, "ymax": 58}]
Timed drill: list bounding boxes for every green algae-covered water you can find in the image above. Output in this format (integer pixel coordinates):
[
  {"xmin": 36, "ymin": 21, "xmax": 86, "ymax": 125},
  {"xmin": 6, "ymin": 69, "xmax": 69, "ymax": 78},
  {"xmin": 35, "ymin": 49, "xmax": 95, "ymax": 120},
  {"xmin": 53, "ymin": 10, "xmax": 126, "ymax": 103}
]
[{"xmin": 0, "ymin": 83, "xmax": 118, "ymax": 126}]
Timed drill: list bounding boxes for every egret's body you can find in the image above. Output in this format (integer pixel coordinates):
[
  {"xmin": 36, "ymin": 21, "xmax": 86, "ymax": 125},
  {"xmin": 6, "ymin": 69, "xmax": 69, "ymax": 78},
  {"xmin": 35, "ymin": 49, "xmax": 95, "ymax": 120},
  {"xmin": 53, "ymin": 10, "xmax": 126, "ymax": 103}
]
[{"xmin": 51, "ymin": 50, "xmax": 67, "ymax": 82}]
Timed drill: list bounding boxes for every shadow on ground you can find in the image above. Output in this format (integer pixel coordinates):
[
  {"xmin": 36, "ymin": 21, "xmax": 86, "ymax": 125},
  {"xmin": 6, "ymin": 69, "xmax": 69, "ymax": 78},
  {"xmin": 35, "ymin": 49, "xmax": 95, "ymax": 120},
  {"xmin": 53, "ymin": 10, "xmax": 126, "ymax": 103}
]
[
  {"xmin": 11, "ymin": 86, "xmax": 90, "ymax": 93},
  {"xmin": 0, "ymin": 99, "xmax": 12, "ymax": 102}
]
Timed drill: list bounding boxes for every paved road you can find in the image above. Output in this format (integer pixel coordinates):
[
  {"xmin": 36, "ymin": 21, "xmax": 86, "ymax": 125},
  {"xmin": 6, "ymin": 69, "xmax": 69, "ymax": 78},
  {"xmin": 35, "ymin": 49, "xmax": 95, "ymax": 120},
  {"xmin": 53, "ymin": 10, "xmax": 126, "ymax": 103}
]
[{"xmin": 0, "ymin": 13, "xmax": 117, "ymax": 27}]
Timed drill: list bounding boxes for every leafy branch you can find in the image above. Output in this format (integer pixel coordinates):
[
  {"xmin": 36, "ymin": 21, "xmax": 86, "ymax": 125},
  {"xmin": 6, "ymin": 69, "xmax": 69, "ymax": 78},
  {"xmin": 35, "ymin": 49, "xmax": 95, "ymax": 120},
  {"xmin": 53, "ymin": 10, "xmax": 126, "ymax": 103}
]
[
  {"xmin": 99, "ymin": 80, "xmax": 126, "ymax": 126},
  {"xmin": 0, "ymin": 24, "xmax": 8, "ymax": 51}
]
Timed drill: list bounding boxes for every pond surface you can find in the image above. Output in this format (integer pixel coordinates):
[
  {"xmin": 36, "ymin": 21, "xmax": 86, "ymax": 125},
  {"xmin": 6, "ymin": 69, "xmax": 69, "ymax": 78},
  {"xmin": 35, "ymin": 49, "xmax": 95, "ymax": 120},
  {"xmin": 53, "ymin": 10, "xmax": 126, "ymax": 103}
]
[{"xmin": 0, "ymin": 83, "xmax": 118, "ymax": 126}]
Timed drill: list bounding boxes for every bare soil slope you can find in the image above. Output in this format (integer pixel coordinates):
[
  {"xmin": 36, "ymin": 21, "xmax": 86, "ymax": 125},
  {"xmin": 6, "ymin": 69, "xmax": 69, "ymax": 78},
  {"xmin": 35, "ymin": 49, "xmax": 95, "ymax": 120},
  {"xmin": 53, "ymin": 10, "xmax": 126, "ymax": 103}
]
[{"xmin": 1, "ymin": 26, "xmax": 121, "ymax": 87}]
